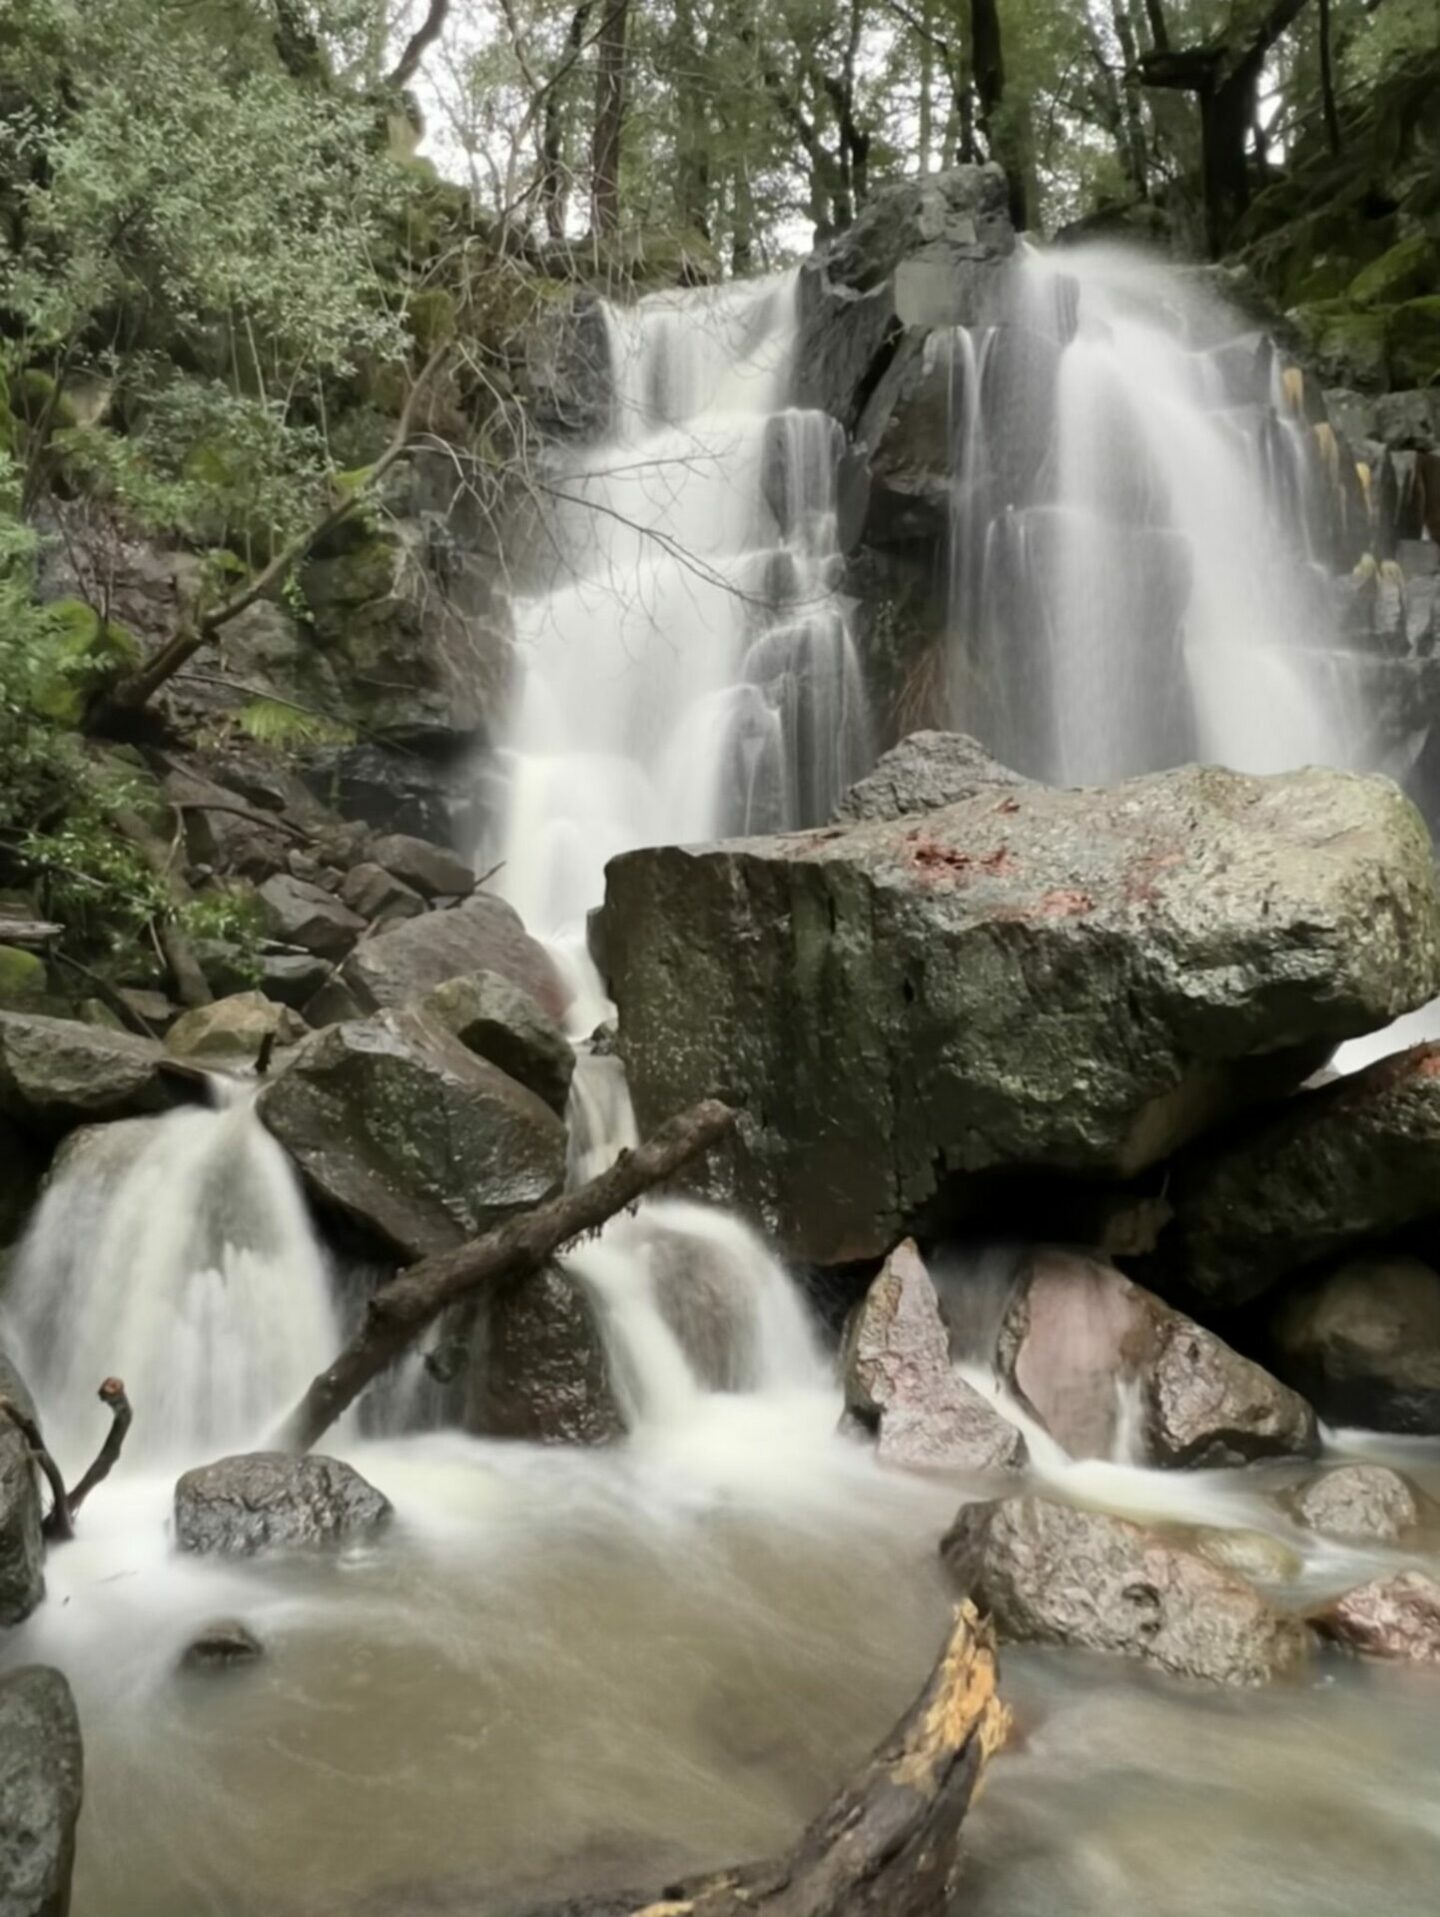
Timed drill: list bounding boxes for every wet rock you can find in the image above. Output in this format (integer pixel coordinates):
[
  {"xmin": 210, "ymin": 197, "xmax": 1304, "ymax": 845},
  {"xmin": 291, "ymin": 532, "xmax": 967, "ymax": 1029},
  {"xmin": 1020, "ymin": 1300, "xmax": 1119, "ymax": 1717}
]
[
  {"xmin": 0, "ymin": 1350, "xmax": 44, "ymax": 1627},
  {"xmin": 339, "ymin": 863, "xmax": 427, "ymax": 925},
  {"xmin": 369, "ymin": 833, "xmax": 475, "ymax": 901},
  {"xmin": 942, "ymin": 1494, "xmax": 1309, "ymax": 1685},
  {"xmin": 1171, "ymin": 1047, "xmax": 1440, "ymax": 1305},
  {"xmin": 180, "ymin": 1618, "xmax": 265, "ymax": 1671},
  {"xmin": 1286, "ymin": 1464, "xmax": 1429, "ymax": 1542},
  {"xmin": 843, "ymin": 1241, "xmax": 1026, "ymax": 1471},
  {"xmin": 340, "ymin": 895, "xmax": 568, "ymax": 1024},
  {"xmin": 419, "ymin": 970, "xmax": 574, "ymax": 1116},
  {"xmin": 0, "ymin": 1010, "xmax": 184, "ymax": 1133},
  {"xmin": 465, "ymin": 1267, "xmax": 623, "ymax": 1444},
  {"xmin": 257, "ymin": 1008, "xmax": 566, "ymax": 1258},
  {"xmin": 1311, "ymin": 1570, "xmax": 1440, "ymax": 1664},
  {"xmin": 166, "ymin": 991, "xmax": 307, "ymax": 1065},
  {"xmin": 0, "ymin": 1665, "xmax": 83, "ymax": 1917},
  {"xmin": 1146, "ymin": 1311, "xmax": 1317, "ymax": 1469},
  {"xmin": 259, "ymin": 874, "xmax": 366, "ymax": 961},
  {"xmin": 1189, "ymin": 1527, "xmax": 1303, "ymax": 1584},
  {"xmin": 1269, "ymin": 1253, "xmax": 1440, "ymax": 1432},
  {"xmin": 833, "ymin": 730, "xmax": 1029, "ymax": 823},
  {"xmin": 605, "ymin": 759, "xmax": 1440, "ymax": 1266},
  {"xmin": 174, "ymin": 1452, "xmax": 392, "ymax": 1556},
  {"xmin": 257, "ymin": 951, "xmax": 334, "ymax": 1011}
]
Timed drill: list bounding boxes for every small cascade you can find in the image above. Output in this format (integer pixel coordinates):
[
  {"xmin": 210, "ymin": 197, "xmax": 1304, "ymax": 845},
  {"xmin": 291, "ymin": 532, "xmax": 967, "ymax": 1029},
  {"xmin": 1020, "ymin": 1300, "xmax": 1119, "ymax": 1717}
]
[
  {"xmin": 947, "ymin": 245, "xmax": 1351, "ymax": 786},
  {"xmin": 495, "ymin": 272, "xmax": 870, "ymax": 948},
  {"xmin": 3, "ymin": 1084, "xmax": 340, "ymax": 1468}
]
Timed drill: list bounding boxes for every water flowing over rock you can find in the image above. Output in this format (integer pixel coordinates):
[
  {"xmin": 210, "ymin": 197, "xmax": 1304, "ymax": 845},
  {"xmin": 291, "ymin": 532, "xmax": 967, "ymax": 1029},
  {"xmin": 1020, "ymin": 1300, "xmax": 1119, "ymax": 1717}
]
[
  {"xmin": 419, "ymin": 970, "xmax": 574, "ymax": 1115},
  {"xmin": 843, "ymin": 1241, "xmax": 1025, "ymax": 1471},
  {"xmin": 257, "ymin": 1009, "xmax": 566, "ymax": 1259},
  {"xmin": 1311, "ymin": 1571, "xmax": 1440, "ymax": 1664},
  {"xmin": 605, "ymin": 758, "xmax": 1440, "ymax": 1265},
  {"xmin": 174, "ymin": 1453, "xmax": 392, "ymax": 1556},
  {"xmin": 1286, "ymin": 1465, "xmax": 1430, "ymax": 1542},
  {"xmin": 998, "ymin": 1249, "xmax": 1316, "ymax": 1469},
  {"xmin": 0, "ymin": 1350, "xmax": 44, "ymax": 1627},
  {"xmin": 0, "ymin": 1666, "xmax": 83, "ymax": 1917},
  {"xmin": 1172, "ymin": 1047, "xmax": 1440, "ymax": 1305},
  {"xmin": 337, "ymin": 894, "xmax": 568, "ymax": 1023},
  {"xmin": 942, "ymin": 1495, "xmax": 1309, "ymax": 1686},
  {"xmin": 1268, "ymin": 1253, "xmax": 1440, "ymax": 1434}
]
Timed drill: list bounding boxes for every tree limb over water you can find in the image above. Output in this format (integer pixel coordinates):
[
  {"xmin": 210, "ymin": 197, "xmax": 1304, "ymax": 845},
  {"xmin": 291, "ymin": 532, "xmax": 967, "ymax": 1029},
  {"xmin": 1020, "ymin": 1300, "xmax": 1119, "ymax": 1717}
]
[{"xmin": 274, "ymin": 1097, "xmax": 738, "ymax": 1454}]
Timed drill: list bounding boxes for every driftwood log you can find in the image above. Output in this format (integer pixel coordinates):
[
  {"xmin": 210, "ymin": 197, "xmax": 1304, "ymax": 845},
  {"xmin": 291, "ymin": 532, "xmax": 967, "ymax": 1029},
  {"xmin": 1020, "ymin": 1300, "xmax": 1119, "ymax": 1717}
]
[
  {"xmin": 517, "ymin": 1603, "xmax": 1009, "ymax": 1917},
  {"xmin": 275, "ymin": 1098, "xmax": 738, "ymax": 1453}
]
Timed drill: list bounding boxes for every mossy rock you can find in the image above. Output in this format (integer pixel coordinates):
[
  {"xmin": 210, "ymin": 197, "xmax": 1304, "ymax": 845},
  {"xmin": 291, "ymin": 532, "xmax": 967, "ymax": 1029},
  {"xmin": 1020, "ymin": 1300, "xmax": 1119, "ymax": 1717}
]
[
  {"xmin": 1290, "ymin": 300, "xmax": 1391, "ymax": 390},
  {"xmin": 32, "ymin": 601, "xmax": 141, "ymax": 726},
  {"xmin": 0, "ymin": 947, "xmax": 47, "ymax": 1010},
  {"xmin": 1387, "ymin": 297, "xmax": 1440, "ymax": 389},
  {"xmin": 1351, "ymin": 234, "xmax": 1440, "ymax": 308}
]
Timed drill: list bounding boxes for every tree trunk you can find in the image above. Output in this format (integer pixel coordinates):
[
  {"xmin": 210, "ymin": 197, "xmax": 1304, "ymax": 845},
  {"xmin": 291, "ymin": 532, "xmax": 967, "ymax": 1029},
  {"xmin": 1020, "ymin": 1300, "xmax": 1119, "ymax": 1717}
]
[
  {"xmin": 541, "ymin": 1, "xmax": 595, "ymax": 240},
  {"xmin": 969, "ymin": 0, "xmax": 1027, "ymax": 228},
  {"xmin": 274, "ymin": 1098, "xmax": 738, "ymax": 1453},
  {"xmin": 1318, "ymin": 0, "xmax": 1341, "ymax": 154},
  {"xmin": 591, "ymin": 0, "xmax": 631, "ymax": 234},
  {"xmin": 1112, "ymin": 0, "xmax": 1150, "ymax": 196},
  {"xmin": 512, "ymin": 1602, "xmax": 1009, "ymax": 1917}
]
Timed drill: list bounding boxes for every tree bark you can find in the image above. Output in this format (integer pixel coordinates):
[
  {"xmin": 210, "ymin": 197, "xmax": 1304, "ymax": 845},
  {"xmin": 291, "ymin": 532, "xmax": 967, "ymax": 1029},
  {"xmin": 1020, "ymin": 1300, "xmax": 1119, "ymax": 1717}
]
[
  {"xmin": 969, "ymin": 0, "xmax": 1028, "ymax": 228},
  {"xmin": 541, "ymin": 1, "xmax": 595, "ymax": 239},
  {"xmin": 274, "ymin": 1098, "xmax": 738, "ymax": 1453},
  {"xmin": 388, "ymin": 0, "xmax": 452, "ymax": 91},
  {"xmin": 1318, "ymin": 0, "xmax": 1341, "ymax": 154},
  {"xmin": 591, "ymin": 0, "xmax": 632, "ymax": 234},
  {"xmin": 511, "ymin": 1602, "xmax": 1009, "ymax": 1917}
]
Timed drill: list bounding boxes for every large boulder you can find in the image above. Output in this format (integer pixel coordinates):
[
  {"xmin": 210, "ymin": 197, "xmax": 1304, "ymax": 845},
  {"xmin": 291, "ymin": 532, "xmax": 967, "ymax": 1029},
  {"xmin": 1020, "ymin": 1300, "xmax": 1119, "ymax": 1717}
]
[
  {"xmin": 0, "ymin": 1011, "xmax": 183, "ymax": 1134},
  {"xmin": 338, "ymin": 894, "xmax": 569, "ymax": 1024},
  {"xmin": 257, "ymin": 1009, "xmax": 566, "ymax": 1259},
  {"xmin": 1170, "ymin": 1046, "xmax": 1440, "ymax": 1304},
  {"xmin": 1285, "ymin": 1464, "xmax": 1430, "ymax": 1542},
  {"xmin": 942, "ymin": 1494, "xmax": 1309, "ymax": 1685},
  {"xmin": 174, "ymin": 1453, "xmax": 392, "ymax": 1556},
  {"xmin": 369, "ymin": 832, "xmax": 475, "ymax": 901},
  {"xmin": 1268, "ymin": 1253, "xmax": 1440, "ymax": 1433},
  {"xmin": 465, "ymin": 1267, "xmax": 623, "ymax": 1444},
  {"xmin": 604, "ymin": 759, "xmax": 1440, "ymax": 1265},
  {"xmin": 258, "ymin": 873, "xmax": 365, "ymax": 961},
  {"xmin": 1311, "ymin": 1571, "xmax": 1440, "ymax": 1664},
  {"xmin": 165, "ymin": 991, "xmax": 306, "ymax": 1065},
  {"xmin": 843, "ymin": 1240, "xmax": 1025, "ymax": 1471},
  {"xmin": 0, "ymin": 1666, "xmax": 83, "ymax": 1917},
  {"xmin": 0, "ymin": 1351, "xmax": 44, "ymax": 1627},
  {"xmin": 998, "ymin": 1249, "xmax": 1316, "ymax": 1469},
  {"xmin": 419, "ymin": 970, "xmax": 574, "ymax": 1116}
]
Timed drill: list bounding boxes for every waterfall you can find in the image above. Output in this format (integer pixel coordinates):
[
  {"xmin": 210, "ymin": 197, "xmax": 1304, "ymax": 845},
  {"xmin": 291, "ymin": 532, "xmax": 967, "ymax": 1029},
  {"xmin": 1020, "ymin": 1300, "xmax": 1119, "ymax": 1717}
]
[
  {"xmin": 3, "ymin": 1084, "xmax": 340, "ymax": 1468},
  {"xmin": 948, "ymin": 244, "xmax": 1351, "ymax": 786},
  {"xmin": 496, "ymin": 271, "xmax": 871, "ymax": 952}
]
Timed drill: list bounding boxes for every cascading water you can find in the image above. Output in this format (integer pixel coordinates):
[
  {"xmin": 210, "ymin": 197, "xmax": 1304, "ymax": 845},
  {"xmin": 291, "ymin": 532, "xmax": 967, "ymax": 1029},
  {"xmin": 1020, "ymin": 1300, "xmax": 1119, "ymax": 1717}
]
[{"xmin": 947, "ymin": 245, "xmax": 1352, "ymax": 787}]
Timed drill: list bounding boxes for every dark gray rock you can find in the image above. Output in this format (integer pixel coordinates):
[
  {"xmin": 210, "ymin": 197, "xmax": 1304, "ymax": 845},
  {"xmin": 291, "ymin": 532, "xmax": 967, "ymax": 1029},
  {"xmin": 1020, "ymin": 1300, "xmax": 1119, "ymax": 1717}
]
[
  {"xmin": 834, "ymin": 730, "xmax": 1029, "ymax": 823},
  {"xmin": 1269, "ymin": 1253, "xmax": 1440, "ymax": 1433},
  {"xmin": 605, "ymin": 760, "xmax": 1440, "ymax": 1266},
  {"xmin": 465, "ymin": 1267, "xmax": 623, "ymax": 1444},
  {"xmin": 0, "ymin": 1011, "xmax": 183, "ymax": 1134},
  {"xmin": 0, "ymin": 1350, "xmax": 44, "ymax": 1627},
  {"xmin": 257, "ymin": 1008, "xmax": 566, "ymax": 1258},
  {"xmin": 174, "ymin": 1452, "xmax": 392, "ymax": 1556},
  {"xmin": 339, "ymin": 863, "xmax": 427, "ymax": 925},
  {"xmin": 419, "ymin": 970, "xmax": 574, "ymax": 1116},
  {"xmin": 942, "ymin": 1494, "xmax": 1309, "ymax": 1685},
  {"xmin": 843, "ymin": 1240, "xmax": 1025, "ymax": 1470},
  {"xmin": 1311, "ymin": 1570, "xmax": 1440, "ymax": 1663},
  {"xmin": 1287, "ymin": 1464, "xmax": 1429, "ymax": 1542},
  {"xmin": 369, "ymin": 833, "xmax": 475, "ymax": 901},
  {"xmin": 258, "ymin": 951, "xmax": 334, "ymax": 1011},
  {"xmin": 0, "ymin": 1665, "xmax": 82, "ymax": 1917},
  {"xmin": 179, "ymin": 1618, "xmax": 265, "ymax": 1671},
  {"xmin": 340, "ymin": 894, "xmax": 569, "ymax": 1024},
  {"xmin": 259, "ymin": 874, "xmax": 366, "ymax": 961}
]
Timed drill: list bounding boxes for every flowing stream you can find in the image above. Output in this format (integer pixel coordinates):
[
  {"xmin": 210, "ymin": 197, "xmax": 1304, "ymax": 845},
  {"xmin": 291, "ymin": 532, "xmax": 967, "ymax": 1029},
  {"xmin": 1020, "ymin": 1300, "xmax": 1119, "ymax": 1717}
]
[{"xmin": 4, "ymin": 254, "xmax": 1440, "ymax": 1916}]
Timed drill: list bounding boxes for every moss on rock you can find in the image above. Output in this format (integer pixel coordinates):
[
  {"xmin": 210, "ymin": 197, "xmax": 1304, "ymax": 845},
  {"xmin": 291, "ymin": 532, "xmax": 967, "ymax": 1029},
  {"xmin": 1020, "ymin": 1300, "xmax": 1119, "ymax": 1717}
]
[
  {"xmin": 1387, "ymin": 297, "xmax": 1440, "ymax": 390},
  {"xmin": 1350, "ymin": 234, "xmax": 1440, "ymax": 308},
  {"xmin": 32, "ymin": 600, "xmax": 141, "ymax": 725},
  {"xmin": 0, "ymin": 946, "xmax": 46, "ymax": 1009}
]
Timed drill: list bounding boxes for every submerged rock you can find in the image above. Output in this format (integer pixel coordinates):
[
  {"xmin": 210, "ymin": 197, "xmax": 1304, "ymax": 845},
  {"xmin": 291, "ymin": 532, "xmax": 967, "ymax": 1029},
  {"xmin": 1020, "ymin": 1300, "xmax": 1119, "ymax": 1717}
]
[
  {"xmin": 943, "ymin": 1494, "xmax": 1309, "ymax": 1685},
  {"xmin": 1269, "ymin": 1253, "xmax": 1440, "ymax": 1433},
  {"xmin": 0, "ymin": 1665, "xmax": 83, "ymax": 1917},
  {"xmin": 1171, "ymin": 1046, "xmax": 1440, "ymax": 1305},
  {"xmin": 174, "ymin": 1453, "xmax": 392, "ymax": 1556},
  {"xmin": 0, "ymin": 1350, "xmax": 44, "ymax": 1627},
  {"xmin": 0, "ymin": 1010, "xmax": 183, "ymax": 1133},
  {"xmin": 339, "ymin": 894, "xmax": 568, "ymax": 1023},
  {"xmin": 257, "ymin": 1008, "xmax": 566, "ymax": 1259},
  {"xmin": 1311, "ymin": 1570, "xmax": 1440, "ymax": 1664},
  {"xmin": 604, "ymin": 758, "xmax": 1440, "ymax": 1265},
  {"xmin": 997, "ymin": 1248, "xmax": 1316, "ymax": 1469},
  {"xmin": 1286, "ymin": 1464, "xmax": 1429, "ymax": 1542},
  {"xmin": 843, "ymin": 1240, "xmax": 1025, "ymax": 1471},
  {"xmin": 179, "ymin": 1618, "xmax": 265, "ymax": 1671},
  {"xmin": 465, "ymin": 1267, "xmax": 623, "ymax": 1445},
  {"xmin": 419, "ymin": 969, "xmax": 574, "ymax": 1116}
]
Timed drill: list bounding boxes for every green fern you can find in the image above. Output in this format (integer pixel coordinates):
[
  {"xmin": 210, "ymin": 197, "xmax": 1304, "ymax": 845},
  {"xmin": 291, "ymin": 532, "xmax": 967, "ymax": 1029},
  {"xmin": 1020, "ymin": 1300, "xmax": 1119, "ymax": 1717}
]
[{"xmin": 236, "ymin": 698, "xmax": 353, "ymax": 749}]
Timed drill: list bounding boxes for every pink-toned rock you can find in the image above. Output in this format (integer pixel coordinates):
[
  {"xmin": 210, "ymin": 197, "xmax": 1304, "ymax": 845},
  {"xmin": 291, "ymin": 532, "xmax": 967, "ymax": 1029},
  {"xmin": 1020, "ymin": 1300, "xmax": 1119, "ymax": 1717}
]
[{"xmin": 1312, "ymin": 1570, "xmax": 1440, "ymax": 1664}]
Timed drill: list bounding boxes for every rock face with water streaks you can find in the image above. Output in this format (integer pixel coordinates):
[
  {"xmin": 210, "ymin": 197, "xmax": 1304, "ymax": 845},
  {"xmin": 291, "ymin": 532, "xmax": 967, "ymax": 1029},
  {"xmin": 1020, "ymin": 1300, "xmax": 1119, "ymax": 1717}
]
[
  {"xmin": 1268, "ymin": 1254, "xmax": 1440, "ymax": 1433},
  {"xmin": 0, "ymin": 1665, "xmax": 83, "ymax": 1917},
  {"xmin": 258, "ymin": 1007, "xmax": 566, "ymax": 1259},
  {"xmin": 843, "ymin": 1240, "xmax": 1025, "ymax": 1471},
  {"xmin": 606, "ymin": 756, "xmax": 1440, "ymax": 1265},
  {"xmin": 174, "ymin": 1453, "xmax": 392, "ymax": 1555},
  {"xmin": 1171, "ymin": 1047, "xmax": 1440, "ymax": 1304},
  {"xmin": 1311, "ymin": 1571, "xmax": 1440, "ymax": 1664},
  {"xmin": 943, "ymin": 1495, "xmax": 1309, "ymax": 1686},
  {"xmin": 0, "ymin": 1351, "xmax": 44, "ymax": 1628},
  {"xmin": 998, "ymin": 1249, "xmax": 1317, "ymax": 1469}
]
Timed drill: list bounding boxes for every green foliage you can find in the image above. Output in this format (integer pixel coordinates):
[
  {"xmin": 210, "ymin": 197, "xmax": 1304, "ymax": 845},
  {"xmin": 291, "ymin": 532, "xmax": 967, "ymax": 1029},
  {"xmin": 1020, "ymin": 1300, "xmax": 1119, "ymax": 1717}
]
[{"xmin": 236, "ymin": 696, "xmax": 355, "ymax": 748}]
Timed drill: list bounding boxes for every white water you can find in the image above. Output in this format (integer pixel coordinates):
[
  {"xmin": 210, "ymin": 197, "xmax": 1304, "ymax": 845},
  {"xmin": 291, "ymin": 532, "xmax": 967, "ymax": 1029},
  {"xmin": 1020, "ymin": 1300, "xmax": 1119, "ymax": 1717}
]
[{"xmin": 949, "ymin": 245, "xmax": 1350, "ymax": 786}]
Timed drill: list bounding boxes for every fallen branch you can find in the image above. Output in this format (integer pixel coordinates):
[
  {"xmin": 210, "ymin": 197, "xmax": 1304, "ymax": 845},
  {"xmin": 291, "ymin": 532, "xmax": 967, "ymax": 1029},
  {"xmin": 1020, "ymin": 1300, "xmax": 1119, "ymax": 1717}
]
[
  {"xmin": 2, "ymin": 1377, "xmax": 134, "ymax": 1540},
  {"xmin": 517, "ymin": 1603, "xmax": 1009, "ymax": 1917},
  {"xmin": 65, "ymin": 1377, "xmax": 133, "ymax": 1523},
  {"xmin": 274, "ymin": 1097, "xmax": 737, "ymax": 1453}
]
